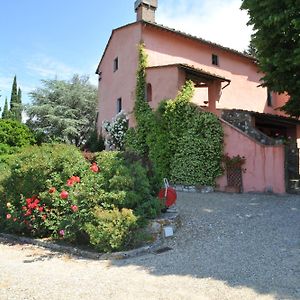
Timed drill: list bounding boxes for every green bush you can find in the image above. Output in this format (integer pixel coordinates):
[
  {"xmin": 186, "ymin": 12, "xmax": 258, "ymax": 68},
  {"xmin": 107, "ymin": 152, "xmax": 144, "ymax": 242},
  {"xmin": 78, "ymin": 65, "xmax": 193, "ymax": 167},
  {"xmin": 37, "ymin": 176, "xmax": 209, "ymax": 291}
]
[
  {"xmin": 0, "ymin": 119, "xmax": 35, "ymax": 147},
  {"xmin": 85, "ymin": 206, "xmax": 138, "ymax": 252},
  {"xmin": 0, "ymin": 144, "xmax": 160, "ymax": 250},
  {"xmin": 125, "ymin": 43, "xmax": 224, "ymax": 186}
]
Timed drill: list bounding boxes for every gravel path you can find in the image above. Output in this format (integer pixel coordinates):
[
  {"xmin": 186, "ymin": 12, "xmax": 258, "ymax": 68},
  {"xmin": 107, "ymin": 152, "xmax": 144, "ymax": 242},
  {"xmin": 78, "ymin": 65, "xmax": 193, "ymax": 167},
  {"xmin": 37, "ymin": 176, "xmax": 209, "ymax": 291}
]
[{"xmin": 0, "ymin": 192, "xmax": 299, "ymax": 300}]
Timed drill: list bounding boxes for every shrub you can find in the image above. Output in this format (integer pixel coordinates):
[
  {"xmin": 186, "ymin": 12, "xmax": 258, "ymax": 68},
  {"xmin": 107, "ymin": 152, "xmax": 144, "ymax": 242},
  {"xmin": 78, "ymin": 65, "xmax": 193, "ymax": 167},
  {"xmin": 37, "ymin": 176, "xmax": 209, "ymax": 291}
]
[
  {"xmin": 84, "ymin": 129, "xmax": 105, "ymax": 152},
  {"xmin": 0, "ymin": 119, "xmax": 35, "ymax": 147},
  {"xmin": 0, "ymin": 144, "xmax": 161, "ymax": 250},
  {"xmin": 85, "ymin": 206, "xmax": 138, "ymax": 252},
  {"xmin": 103, "ymin": 112, "xmax": 129, "ymax": 150}
]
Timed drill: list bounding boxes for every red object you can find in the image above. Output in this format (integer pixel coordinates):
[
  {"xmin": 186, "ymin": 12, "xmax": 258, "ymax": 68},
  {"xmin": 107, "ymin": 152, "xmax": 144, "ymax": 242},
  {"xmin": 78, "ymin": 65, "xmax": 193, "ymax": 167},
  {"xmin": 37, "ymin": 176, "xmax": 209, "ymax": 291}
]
[
  {"xmin": 158, "ymin": 187, "xmax": 177, "ymax": 207},
  {"xmin": 66, "ymin": 179, "xmax": 74, "ymax": 187},
  {"xmin": 90, "ymin": 163, "xmax": 99, "ymax": 173},
  {"xmin": 71, "ymin": 205, "xmax": 78, "ymax": 212},
  {"xmin": 49, "ymin": 187, "xmax": 56, "ymax": 194},
  {"xmin": 60, "ymin": 190, "xmax": 69, "ymax": 199}
]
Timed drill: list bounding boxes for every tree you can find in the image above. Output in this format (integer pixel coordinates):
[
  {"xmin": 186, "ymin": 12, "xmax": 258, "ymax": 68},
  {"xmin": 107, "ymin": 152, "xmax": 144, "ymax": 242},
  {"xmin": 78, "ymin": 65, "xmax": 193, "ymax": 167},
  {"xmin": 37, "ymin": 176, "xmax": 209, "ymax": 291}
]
[
  {"xmin": 2, "ymin": 97, "xmax": 9, "ymax": 119},
  {"xmin": 16, "ymin": 87, "xmax": 22, "ymax": 122},
  {"xmin": 243, "ymin": 37, "xmax": 257, "ymax": 57},
  {"xmin": 26, "ymin": 75, "xmax": 98, "ymax": 146},
  {"xmin": 241, "ymin": 0, "xmax": 300, "ymax": 117},
  {"xmin": 9, "ymin": 75, "xmax": 18, "ymax": 119}
]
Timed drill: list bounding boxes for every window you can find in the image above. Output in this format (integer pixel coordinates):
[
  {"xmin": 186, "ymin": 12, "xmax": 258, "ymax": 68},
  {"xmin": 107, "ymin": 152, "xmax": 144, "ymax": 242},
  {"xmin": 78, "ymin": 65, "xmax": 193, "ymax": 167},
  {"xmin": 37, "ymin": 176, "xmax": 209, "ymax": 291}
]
[
  {"xmin": 146, "ymin": 83, "xmax": 152, "ymax": 102},
  {"xmin": 212, "ymin": 54, "xmax": 219, "ymax": 66},
  {"xmin": 113, "ymin": 57, "xmax": 119, "ymax": 72},
  {"xmin": 267, "ymin": 88, "xmax": 272, "ymax": 106},
  {"xmin": 116, "ymin": 98, "xmax": 122, "ymax": 113}
]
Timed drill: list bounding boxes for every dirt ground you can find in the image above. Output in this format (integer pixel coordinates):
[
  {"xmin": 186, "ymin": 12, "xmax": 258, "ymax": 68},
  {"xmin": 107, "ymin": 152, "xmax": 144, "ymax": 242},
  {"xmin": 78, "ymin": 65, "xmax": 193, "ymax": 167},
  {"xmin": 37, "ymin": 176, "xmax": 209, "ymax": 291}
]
[{"xmin": 0, "ymin": 192, "xmax": 299, "ymax": 300}]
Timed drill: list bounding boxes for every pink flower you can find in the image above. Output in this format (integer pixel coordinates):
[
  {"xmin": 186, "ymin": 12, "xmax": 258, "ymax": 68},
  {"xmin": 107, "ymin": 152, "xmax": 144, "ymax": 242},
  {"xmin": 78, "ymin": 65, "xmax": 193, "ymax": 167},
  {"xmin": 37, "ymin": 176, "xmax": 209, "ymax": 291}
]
[
  {"xmin": 6, "ymin": 214, "xmax": 11, "ymax": 219},
  {"xmin": 71, "ymin": 205, "xmax": 78, "ymax": 213},
  {"xmin": 59, "ymin": 229, "xmax": 65, "ymax": 236}
]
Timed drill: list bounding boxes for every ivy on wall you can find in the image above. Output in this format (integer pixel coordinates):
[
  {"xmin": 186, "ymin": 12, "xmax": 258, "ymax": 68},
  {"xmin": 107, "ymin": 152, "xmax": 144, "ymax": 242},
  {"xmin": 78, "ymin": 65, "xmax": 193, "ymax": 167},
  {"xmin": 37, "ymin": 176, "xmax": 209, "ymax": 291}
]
[{"xmin": 125, "ymin": 43, "xmax": 224, "ymax": 186}]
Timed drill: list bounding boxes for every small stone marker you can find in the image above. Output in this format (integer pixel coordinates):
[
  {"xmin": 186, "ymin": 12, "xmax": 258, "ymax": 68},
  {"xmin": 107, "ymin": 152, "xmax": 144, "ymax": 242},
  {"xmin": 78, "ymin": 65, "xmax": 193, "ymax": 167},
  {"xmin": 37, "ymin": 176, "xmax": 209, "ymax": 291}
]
[{"xmin": 163, "ymin": 226, "xmax": 174, "ymax": 237}]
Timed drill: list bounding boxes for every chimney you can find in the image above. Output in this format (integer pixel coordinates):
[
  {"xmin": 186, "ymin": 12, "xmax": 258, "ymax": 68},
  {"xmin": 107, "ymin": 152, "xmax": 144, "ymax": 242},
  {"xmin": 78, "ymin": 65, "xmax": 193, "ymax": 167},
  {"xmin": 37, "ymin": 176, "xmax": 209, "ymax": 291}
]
[{"xmin": 134, "ymin": 0, "xmax": 158, "ymax": 22}]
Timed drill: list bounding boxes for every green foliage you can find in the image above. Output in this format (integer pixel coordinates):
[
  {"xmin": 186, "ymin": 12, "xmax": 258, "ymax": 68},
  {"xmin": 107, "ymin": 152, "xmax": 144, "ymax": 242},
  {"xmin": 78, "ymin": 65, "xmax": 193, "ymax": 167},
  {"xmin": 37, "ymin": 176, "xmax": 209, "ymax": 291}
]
[
  {"xmin": 84, "ymin": 129, "xmax": 105, "ymax": 152},
  {"xmin": 125, "ymin": 43, "xmax": 155, "ymax": 155},
  {"xmin": 0, "ymin": 119, "xmax": 35, "ymax": 148},
  {"xmin": 85, "ymin": 207, "xmax": 138, "ymax": 252},
  {"xmin": 241, "ymin": 0, "xmax": 300, "ymax": 117},
  {"xmin": 0, "ymin": 145, "xmax": 160, "ymax": 251},
  {"xmin": 126, "ymin": 44, "xmax": 224, "ymax": 186},
  {"xmin": 149, "ymin": 81, "xmax": 224, "ymax": 185},
  {"xmin": 1, "ymin": 98, "xmax": 9, "ymax": 119},
  {"xmin": 26, "ymin": 75, "xmax": 98, "ymax": 146}
]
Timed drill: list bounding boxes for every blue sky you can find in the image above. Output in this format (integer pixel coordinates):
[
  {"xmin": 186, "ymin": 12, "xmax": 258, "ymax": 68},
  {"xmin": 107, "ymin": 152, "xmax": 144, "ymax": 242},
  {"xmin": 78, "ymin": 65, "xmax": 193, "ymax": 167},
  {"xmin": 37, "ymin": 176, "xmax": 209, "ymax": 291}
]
[{"xmin": 0, "ymin": 0, "xmax": 252, "ymax": 111}]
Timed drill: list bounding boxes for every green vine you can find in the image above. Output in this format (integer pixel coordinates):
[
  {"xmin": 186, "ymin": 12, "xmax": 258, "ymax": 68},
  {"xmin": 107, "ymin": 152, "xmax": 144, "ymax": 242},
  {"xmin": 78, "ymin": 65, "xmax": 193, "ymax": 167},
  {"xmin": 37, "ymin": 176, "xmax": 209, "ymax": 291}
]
[
  {"xmin": 125, "ymin": 43, "xmax": 154, "ymax": 156},
  {"xmin": 125, "ymin": 43, "xmax": 224, "ymax": 186}
]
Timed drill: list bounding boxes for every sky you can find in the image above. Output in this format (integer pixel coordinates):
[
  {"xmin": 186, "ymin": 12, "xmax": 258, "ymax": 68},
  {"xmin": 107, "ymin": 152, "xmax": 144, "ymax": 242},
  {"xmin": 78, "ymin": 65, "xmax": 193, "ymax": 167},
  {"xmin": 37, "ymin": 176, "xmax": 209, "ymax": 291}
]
[{"xmin": 0, "ymin": 0, "xmax": 252, "ymax": 110}]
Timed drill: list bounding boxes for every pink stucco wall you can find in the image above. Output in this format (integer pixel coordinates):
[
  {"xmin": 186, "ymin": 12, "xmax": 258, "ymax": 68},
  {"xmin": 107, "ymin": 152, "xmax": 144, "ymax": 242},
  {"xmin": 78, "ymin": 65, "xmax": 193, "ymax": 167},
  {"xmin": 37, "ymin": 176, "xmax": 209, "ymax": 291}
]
[
  {"xmin": 141, "ymin": 24, "xmax": 288, "ymax": 116},
  {"xmin": 97, "ymin": 23, "xmax": 141, "ymax": 131},
  {"xmin": 146, "ymin": 66, "xmax": 181, "ymax": 108},
  {"xmin": 217, "ymin": 120, "xmax": 286, "ymax": 194}
]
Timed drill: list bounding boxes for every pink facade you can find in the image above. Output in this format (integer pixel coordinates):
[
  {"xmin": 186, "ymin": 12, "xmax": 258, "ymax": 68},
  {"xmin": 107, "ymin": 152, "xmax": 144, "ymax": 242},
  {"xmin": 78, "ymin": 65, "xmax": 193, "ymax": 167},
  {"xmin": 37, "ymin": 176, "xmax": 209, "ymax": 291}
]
[{"xmin": 217, "ymin": 121, "xmax": 286, "ymax": 194}]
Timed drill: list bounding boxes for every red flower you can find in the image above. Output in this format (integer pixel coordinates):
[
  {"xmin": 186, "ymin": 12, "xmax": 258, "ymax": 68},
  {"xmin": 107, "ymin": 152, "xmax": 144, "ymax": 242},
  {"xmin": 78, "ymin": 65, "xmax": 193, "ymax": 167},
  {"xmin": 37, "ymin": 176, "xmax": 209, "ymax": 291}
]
[
  {"xmin": 38, "ymin": 206, "xmax": 44, "ymax": 212},
  {"xmin": 26, "ymin": 198, "xmax": 32, "ymax": 205},
  {"xmin": 71, "ymin": 205, "xmax": 78, "ymax": 213},
  {"xmin": 73, "ymin": 176, "xmax": 80, "ymax": 183},
  {"xmin": 24, "ymin": 210, "xmax": 32, "ymax": 216},
  {"xmin": 49, "ymin": 187, "xmax": 56, "ymax": 194},
  {"xmin": 66, "ymin": 179, "xmax": 74, "ymax": 187},
  {"xmin": 22, "ymin": 206, "xmax": 27, "ymax": 211},
  {"xmin": 90, "ymin": 162, "xmax": 99, "ymax": 173},
  {"xmin": 6, "ymin": 214, "xmax": 11, "ymax": 219},
  {"xmin": 60, "ymin": 190, "xmax": 69, "ymax": 199}
]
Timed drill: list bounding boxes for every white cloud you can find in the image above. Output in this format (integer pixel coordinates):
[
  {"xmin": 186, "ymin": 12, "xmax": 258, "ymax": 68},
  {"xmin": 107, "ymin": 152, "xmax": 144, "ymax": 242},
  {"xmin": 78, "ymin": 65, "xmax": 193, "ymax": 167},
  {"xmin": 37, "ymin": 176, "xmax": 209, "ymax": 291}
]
[
  {"xmin": 26, "ymin": 54, "xmax": 79, "ymax": 79},
  {"xmin": 157, "ymin": 0, "xmax": 253, "ymax": 52}
]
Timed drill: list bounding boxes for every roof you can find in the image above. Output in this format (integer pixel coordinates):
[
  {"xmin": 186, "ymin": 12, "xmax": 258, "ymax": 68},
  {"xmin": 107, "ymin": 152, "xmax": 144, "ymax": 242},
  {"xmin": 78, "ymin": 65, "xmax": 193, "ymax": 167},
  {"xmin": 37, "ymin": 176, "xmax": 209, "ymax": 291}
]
[
  {"xmin": 147, "ymin": 63, "xmax": 231, "ymax": 83},
  {"xmin": 96, "ymin": 20, "xmax": 256, "ymax": 74}
]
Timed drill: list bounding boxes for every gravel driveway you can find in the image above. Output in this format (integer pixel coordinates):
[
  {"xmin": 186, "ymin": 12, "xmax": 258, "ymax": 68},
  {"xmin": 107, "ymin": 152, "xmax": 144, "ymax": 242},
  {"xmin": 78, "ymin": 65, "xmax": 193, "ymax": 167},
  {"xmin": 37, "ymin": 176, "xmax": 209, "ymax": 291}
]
[{"xmin": 0, "ymin": 192, "xmax": 299, "ymax": 300}]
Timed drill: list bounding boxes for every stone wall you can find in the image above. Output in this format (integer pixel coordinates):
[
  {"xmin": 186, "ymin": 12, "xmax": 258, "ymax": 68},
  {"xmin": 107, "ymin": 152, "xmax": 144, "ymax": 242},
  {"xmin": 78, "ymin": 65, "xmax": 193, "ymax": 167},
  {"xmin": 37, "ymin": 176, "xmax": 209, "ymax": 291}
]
[{"xmin": 221, "ymin": 109, "xmax": 277, "ymax": 145}]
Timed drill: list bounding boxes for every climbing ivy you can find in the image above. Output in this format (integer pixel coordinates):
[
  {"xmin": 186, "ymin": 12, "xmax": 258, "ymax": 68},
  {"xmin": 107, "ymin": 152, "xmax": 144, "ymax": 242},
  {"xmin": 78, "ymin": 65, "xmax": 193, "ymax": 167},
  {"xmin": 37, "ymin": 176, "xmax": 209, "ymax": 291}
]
[
  {"xmin": 125, "ymin": 43, "xmax": 154, "ymax": 156},
  {"xmin": 125, "ymin": 43, "xmax": 224, "ymax": 186}
]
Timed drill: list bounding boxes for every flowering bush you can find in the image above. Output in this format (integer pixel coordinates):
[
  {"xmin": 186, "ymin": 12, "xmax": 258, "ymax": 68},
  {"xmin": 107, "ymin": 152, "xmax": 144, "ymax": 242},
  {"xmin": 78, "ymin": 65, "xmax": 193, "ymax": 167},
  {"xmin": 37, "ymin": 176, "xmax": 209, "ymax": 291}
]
[
  {"xmin": 0, "ymin": 144, "xmax": 160, "ymax": 251},
  {"xmin": 103, "ymin": 111, "xmax": 129, "ymax": 150}
]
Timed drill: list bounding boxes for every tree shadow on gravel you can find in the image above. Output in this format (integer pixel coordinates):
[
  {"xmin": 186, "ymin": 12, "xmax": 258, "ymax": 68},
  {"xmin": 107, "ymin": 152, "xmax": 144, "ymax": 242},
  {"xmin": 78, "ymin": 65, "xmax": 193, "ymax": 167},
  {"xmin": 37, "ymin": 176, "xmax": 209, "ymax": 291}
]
[{"xmin": 110, "ymin": 193, "xmax": 300, "ymax": 300}]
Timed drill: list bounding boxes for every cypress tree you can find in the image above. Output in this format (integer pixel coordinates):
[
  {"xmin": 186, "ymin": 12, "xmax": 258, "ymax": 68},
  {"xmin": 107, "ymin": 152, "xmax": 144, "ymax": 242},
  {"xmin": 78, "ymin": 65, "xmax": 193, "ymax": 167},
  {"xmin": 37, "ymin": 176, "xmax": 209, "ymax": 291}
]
[
  {"xmin": 16, "ymin": 87, "xmax": 22, "ymax": 122},
  {"xmin": 2, "ymin": 97, "xmax": 9, "ymax": 119},
  {"xmin": 9, "ymin": 75, "xmax": 18, "ymax": 120}
]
